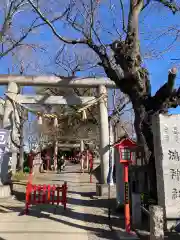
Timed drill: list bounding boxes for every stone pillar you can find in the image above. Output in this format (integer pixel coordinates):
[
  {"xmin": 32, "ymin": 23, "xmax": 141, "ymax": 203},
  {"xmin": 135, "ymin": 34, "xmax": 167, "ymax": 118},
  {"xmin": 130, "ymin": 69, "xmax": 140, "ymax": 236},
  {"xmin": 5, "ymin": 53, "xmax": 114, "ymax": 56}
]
[
  {"xmin": 3, "ymin": 82, "xmax": 20, "ymax": 174},
  {"xmin": 38, "ymin": 115, "xmax": 43, "ymax": 125},
  {"xmin": 80, "ymin": 140, "xmax": 84, "ymax": 152},
  {"xmin": 115, "ymin": 148, "xmax": 124, "ymax": 206},
  {"xmin": 53, "ymin": 141, "xmax": 58, "ymax": 170},
  {"xmin": 0, "ymin": 99, "xmax": 4, "ymax": 128},
  {"xmin": 19, "ymin": 117, "xmax": 24, "ymax": 170},
  {"xmin": 108, "ymin": 121, "xmax": 114, "ymax": 185},
  {"xmin": 98, "ymin": 85, "xmax": 109, "ymax": 183},
  {"xmin": 150, "ymin": 205, "xmax": 164, "ymax": 240},
  {"xmin": 53, "ymin": 117, "xmax": 58, "ymax": 170},
  {"xmin": 132, "ymin": 193, "xmax": 142, "ymax": 227}
]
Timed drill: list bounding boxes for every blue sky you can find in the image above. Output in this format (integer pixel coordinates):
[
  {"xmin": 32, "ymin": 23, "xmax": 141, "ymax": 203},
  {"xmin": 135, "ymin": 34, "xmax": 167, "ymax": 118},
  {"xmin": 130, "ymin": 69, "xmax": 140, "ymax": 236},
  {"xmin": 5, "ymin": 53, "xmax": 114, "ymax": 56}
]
[{"xmin": 0, "ymin": 0, "xmax": 179, "ymax": 114}]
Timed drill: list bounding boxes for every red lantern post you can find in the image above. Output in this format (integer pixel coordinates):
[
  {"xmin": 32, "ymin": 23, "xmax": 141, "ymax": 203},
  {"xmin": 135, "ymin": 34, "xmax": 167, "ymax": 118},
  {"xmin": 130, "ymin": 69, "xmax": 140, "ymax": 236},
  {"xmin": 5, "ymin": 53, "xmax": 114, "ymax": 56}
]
[{"xmin": 114, "ymin": 138, "xmax": 137, "ymax": 233}]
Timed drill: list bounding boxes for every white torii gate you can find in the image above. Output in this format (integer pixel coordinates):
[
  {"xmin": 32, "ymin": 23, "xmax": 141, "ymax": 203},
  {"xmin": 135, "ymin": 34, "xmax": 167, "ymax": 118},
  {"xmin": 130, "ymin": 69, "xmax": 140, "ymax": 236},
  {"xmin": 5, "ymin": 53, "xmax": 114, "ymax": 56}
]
[{"xmin": 0, "ymin": 75, "xmax": 117, "ymax": 184}]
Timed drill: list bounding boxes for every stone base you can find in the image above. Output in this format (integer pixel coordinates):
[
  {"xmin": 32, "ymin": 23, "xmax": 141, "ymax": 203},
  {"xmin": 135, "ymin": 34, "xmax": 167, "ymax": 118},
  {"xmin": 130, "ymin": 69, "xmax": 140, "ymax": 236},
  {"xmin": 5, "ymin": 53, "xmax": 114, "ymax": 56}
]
[
  {"xmin": 0, "ymin": 185, "xmax": 11, "ymax": 198},
  {"xmin": 92, "ymin": 165, "xmax": 101, "ymax": 182},
  {"xmin": 33, "ymin": 164, "xmax": 41, "ymax": 173},
  {"xmin": 116, "ymin": 230, "xmax": 139, "ymax": 239},
  {"xmin": 96, "ymin": 183, "xmax": 109, "ymax": 196}
]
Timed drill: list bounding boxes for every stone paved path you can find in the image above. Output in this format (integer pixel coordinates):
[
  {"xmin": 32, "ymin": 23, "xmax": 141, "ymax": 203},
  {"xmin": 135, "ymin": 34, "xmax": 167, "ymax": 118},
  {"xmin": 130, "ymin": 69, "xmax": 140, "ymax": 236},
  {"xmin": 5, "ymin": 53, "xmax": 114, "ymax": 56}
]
[{"xmin": 0, "ymin": 163, "xmax": 136, "ymax": 240}]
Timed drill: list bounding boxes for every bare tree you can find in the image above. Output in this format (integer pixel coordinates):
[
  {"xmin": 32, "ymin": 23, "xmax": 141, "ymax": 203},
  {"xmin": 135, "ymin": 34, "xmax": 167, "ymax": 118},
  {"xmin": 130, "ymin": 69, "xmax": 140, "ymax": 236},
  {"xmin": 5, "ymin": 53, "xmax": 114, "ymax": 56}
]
[
  {"xmin": 0, "ymin": 0, "xmax": 72, "ymax": 61},
  {"xmin": 27, "ymin": 0, "xmax": 180, "ymax": 199},
  {"xmin": 0, "ymin": 0, "xmax": 36, "ymax": 59}
]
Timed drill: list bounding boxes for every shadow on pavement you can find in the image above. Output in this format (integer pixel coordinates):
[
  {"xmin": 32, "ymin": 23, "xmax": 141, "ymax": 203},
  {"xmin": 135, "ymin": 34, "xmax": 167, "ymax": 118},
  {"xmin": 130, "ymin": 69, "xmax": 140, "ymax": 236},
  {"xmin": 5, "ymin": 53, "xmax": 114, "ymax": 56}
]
[
  {"xmin": 0, "ymin": 204, "xmax": 122, "ymax": 240},
  {"xmin": 12, "ymin": 189, "xmax": 115, "ymax": 209},
  {"xmin": 0, "ymin": 188, "xmax": 125, "ymax": 240},
  {"xmin": 0, "ymin": 193, "xmax": 123, "ymax": 228},
  {"xmin": 67, "ymin": 190, "xmax": 96, "ymax": 197},
  {"xmin": 51, "ymin": 180, "xmax": 90, "ymax": 185}
]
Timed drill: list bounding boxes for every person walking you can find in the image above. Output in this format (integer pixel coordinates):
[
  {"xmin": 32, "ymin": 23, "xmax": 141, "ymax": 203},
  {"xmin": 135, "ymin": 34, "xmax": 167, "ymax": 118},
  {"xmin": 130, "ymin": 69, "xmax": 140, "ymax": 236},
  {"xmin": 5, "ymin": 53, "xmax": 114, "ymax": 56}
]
[
  {"xmin": 41, "ymin": 149, "xmax": 47, "ymax": 172},
  {"xmin": 57, "ymin": 151, "xmax": 65, "ymax": 173},
  {"xmin": 61, "ymin": 155, "xmax": 66, "ymax": 171},
  {"xmin": 80, "ymin": 151, "xmax": 86, "ymax": 173},
  {"xmin": 88, "ymin": 150, "xmax": 94, "ymax": 173}
]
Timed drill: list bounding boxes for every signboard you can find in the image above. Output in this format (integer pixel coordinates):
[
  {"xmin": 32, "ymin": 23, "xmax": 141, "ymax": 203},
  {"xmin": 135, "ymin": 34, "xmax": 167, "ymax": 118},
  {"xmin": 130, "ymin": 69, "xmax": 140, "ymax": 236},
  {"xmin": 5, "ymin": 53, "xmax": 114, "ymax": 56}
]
[
  {"xmin": 0, "ymin": 129, "xmax": 9, "ymax": 148},
  {"xmin": 124, "ymin": 182, "xmax": 129, "ymax": 204},
  {"xmin": 153, "ymin": 114, "xmax": 180, "ymax": 229},
  {"xmin": 0, "ymin": 129, "xmax": 10, "ymax": 184},
  {"xmin": 0, "ymin": 148, "xmax": 4, "ymax": 165}
]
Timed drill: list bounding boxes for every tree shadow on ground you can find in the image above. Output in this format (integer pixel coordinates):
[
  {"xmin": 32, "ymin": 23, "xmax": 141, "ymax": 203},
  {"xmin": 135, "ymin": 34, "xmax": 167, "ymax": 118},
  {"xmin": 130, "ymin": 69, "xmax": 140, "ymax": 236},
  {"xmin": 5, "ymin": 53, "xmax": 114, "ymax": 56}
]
[
  {"xmin": 51, "ymin": 180, "xmax": 90, "ymax": 185},
  {"xmin": 56, "ymin": 171, "xmax": 83, "ymax": 174},
  {"xmin": 13, "ymin": 189, "xmax": 114, "ymax": 209},
  {"xmin": 67, "ymin": 196, "xmax": 117, "ymax": 209},
  {"xmin": 0, "ymin": 203, "xmax": 124, "ymax": 240},
  {"xmin": 4, "ymin": 190, "xmax": 122, "ymax": 228},
  {"xmin": 8, "ymin": 189, "xmax": 149, "ymax": 239},
  {"xmin": 3, "ymin": 191, "xmax": 180, "ymax": 240},
  {"xmin": 67, "ymin": 190, "xmax": 96, "ymax": 197},
  {"xmin": 135, "ymin": 232, "xmax": 180, "ymax": 240}
]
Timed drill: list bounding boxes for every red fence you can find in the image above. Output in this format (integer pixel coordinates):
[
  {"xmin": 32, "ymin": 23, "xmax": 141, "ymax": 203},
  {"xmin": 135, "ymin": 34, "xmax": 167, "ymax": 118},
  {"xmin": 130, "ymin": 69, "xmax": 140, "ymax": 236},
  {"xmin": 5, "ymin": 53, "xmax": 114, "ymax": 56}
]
[{"xmin": 25, "ymin": 181, "xmax": 67, "ymax": 214}]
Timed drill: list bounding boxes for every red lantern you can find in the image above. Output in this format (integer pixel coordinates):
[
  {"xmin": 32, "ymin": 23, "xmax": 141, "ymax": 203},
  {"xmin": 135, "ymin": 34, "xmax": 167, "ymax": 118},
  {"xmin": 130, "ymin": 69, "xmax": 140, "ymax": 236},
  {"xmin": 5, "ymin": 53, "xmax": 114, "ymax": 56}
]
[
  {"xmin": 114, "ymin": 138, "xmax": 137, "ymax": 164},
  {"xmin": 114, "ymin": 138, "xmax": 137, "ymax": 233}
]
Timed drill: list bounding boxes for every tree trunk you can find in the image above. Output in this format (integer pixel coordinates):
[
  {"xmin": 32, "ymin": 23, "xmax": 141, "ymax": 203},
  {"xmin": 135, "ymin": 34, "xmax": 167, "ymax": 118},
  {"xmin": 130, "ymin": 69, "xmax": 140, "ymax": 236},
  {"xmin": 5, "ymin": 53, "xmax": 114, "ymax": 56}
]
[
  {"xmin": 17, "ymin": 120, "xmax": 24, "ymax": 170},
  {"xmin": 142, "ymin": 116, "xmax": 157, "ymax": 201},
  {"xmin": 133, "ymin": 101, "xmax": 157, "ymax": 201}
]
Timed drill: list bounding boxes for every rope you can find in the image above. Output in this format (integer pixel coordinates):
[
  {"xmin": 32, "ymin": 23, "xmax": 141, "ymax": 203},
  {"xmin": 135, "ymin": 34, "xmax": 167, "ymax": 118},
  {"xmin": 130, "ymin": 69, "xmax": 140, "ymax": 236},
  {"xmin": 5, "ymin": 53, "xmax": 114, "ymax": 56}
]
[
  {"xmin": 5, "ymin": 92, "xmax": 107, "ymax": 122},
  {"xmin": 24, "ymin": 93, "xmax": 107, "ymax": 121},
  {"xmin": 77, "ymin": 93, "xmax": 107, "ymax": 114}
]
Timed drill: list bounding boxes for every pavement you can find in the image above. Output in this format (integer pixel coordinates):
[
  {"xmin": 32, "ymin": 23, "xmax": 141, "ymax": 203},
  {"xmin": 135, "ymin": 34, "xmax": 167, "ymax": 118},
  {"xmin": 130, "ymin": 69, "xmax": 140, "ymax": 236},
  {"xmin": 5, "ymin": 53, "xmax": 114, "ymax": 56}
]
[{"xmin": 0, "ymin": 163, "xmax": 139, "ymax": 240}]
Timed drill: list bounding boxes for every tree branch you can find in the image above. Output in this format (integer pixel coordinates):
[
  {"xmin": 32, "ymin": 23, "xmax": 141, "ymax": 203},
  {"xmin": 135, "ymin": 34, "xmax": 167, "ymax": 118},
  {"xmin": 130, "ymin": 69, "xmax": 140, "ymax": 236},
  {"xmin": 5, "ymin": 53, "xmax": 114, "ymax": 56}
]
[
  {"xmin": 149, "ymin": 67, "xmax": 178, "ymax": 111},
  {"xmin": 123, "ymin": 0, "xmax": 144, "ymax": 74},
  {"xmin": 119, "ymin": 0, "xmax": 127, "ymax": 33},
  {"xmin": 0, "ymin": 3, "xmax": 73, "ymax": 59},
  {"xmin": 154, "ymin": 67, "xmax": 177, "ymax": 98},
  {"xmin": 27, "ymin": 0, "xmax": 88, "ymax": 44},
  {"xmin": 141, "ymin": 0, "xmax": 151, "ymax": 11},
  {"xmin": 157, "ymin": 0, "xmax": 180, "ymax": 14}
]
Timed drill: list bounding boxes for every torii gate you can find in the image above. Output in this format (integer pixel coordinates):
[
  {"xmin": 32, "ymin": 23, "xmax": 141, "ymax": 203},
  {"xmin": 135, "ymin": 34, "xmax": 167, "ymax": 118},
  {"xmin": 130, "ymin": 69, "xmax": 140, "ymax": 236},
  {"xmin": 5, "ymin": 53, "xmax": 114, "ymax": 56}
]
[{"xmin": 0, "ymin": 75, "xmax": 116, "ymax": 184}]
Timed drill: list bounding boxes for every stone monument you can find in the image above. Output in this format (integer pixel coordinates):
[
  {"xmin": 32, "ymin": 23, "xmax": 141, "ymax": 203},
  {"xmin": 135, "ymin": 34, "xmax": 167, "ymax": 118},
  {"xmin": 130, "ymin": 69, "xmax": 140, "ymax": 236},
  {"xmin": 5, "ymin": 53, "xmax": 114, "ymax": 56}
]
[{"xmin": 152, "ymin": 114, "xmax": 180, "ymax": 230}]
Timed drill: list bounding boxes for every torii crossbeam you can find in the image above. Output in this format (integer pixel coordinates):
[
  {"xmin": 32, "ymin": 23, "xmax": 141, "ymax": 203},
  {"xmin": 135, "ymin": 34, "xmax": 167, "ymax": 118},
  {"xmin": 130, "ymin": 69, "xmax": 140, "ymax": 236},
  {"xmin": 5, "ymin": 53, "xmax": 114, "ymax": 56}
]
[{"xmin": 0, "ymin": 75, "xmax": 116, "ymax": 88}]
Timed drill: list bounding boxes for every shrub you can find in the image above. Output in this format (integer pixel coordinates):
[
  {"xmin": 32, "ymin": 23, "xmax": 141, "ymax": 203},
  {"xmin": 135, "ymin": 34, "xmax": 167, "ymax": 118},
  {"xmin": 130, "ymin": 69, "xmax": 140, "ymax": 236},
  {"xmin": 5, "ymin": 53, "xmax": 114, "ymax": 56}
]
[{"xmin": 12, "ymin": 171, "xmax": 29, "ymax": 182}]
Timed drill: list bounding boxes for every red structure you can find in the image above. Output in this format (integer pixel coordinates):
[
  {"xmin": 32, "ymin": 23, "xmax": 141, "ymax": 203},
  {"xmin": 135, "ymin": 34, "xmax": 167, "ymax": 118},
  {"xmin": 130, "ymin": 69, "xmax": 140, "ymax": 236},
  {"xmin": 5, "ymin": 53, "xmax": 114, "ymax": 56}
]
[
  {"xmin": 114, "ymin": 138, "xmax": 137, "ymax": 233},
  {"xmin": 89, "ymin": 151, "xmax": 94, "ymax": 183},
  {"xmin": 40, "ymin": 148, "xmax": 53, "ymax": 171},
  {"xmin": 28, "ymin": 152, "xmax": 34, "ymax": 173},
  {"xmin": 28, "ymin": 151, "xmax": 41, "ymax": 173},
  {"xmin": 25, "ymin": 176, "xmax": 67, "ymax": 214}
]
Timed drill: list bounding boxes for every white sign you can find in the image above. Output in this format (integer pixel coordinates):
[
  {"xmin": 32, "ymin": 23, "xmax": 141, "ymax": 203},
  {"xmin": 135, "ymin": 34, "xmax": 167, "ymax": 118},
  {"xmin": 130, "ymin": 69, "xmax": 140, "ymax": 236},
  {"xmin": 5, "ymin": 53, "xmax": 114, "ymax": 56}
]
[
  {"xmin": 0, "ymin": 129, "xmax": 9, "ymax": 147},
  {"xmin": 153, "ymin": 114, "xmax": 180, "ymax": 229}
]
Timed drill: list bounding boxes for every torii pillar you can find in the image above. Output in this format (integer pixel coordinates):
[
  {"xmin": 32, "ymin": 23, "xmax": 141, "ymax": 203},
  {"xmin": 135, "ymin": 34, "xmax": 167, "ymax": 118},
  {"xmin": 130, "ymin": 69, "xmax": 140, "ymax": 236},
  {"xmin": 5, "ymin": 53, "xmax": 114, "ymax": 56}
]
[
  {"xmin": 80, "ymin": 140, "xmax": 84, "ymax": 152},
  {"xmin": 3, "ymin": 82, "xmax": 20, "ymax": 174},
  {"xmin": 53, "ymin": 117, "xmax": 58, "ymax": 170},
  {"xmin": 98, "ymin": 85, "xmax": 110, "ymax": 184}
]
